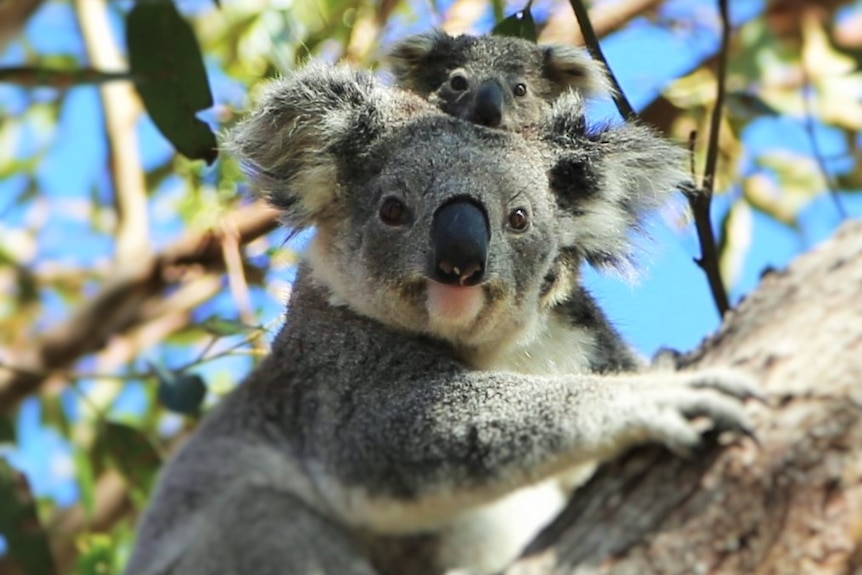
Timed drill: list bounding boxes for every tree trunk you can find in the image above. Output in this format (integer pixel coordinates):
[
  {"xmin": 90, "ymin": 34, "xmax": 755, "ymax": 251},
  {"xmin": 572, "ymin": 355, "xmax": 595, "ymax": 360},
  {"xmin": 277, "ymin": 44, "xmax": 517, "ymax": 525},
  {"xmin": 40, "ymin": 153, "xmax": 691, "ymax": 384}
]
[{"xmin": 505, "ymin": 220, "xmax": 862, "ymax": 575}]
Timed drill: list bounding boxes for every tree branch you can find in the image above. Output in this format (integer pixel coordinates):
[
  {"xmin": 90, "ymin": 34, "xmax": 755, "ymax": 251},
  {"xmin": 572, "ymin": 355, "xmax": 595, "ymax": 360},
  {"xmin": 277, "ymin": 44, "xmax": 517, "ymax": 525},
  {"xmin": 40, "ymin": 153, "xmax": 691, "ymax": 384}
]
[
  {"xmin": 74, "ymin": 0, "xmax": 150, "ymax": 269},
  {"xmin": 0, "ymin": 67, "xmax": 133, "ymax": 86},
  {"xmin": 506, "ymin": 219, "xmax": 862, "ymax": 574},
  {"xmin": 687, "ymin": 0, "xmax": 731, "ymax": 318},
  {"xmin": 0, "ymin": 0, "xmax": 45, "ymax": 54},
  {"xmin": 566, "ymin": 0, "xmax": 637, "ymax": 121},
  {"xmin": 0, "ymin": 201, "xmax": 280, "ymax": 413},
  {"xmin": 540, "ymin": 0, "xmax": 666, "ymax": 45}
]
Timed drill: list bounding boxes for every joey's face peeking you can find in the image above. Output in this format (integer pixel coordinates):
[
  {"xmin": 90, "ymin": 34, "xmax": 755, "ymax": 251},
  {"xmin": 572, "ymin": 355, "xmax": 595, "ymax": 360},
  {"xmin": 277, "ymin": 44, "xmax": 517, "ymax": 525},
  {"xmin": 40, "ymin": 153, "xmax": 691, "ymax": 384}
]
[
  {"xmin": 388, "ymin": 31, "xmax": 609, "ymax": 130},
  {"xmin": 306, "ymin": 118, "xmax": 560, "ymax": 353}
]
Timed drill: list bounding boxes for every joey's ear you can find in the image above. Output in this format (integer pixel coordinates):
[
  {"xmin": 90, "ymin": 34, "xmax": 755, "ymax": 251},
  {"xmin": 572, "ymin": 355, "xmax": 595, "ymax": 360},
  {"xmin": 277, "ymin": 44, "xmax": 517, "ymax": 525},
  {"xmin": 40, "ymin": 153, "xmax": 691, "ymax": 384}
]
[
  {"xmin": 226, "ymin": 63, "xmax": 426, "ymax": 230},
  {"xmin": 387, "ymin": 30, "xmax": 454, "ymax": 92},
  {"xmin": 542, "ymin": 45, "xmax": 612, "ymax": 98},
  {"xmin": 545, "ymin": 93, "xmax": 690, "ymax": 268}
]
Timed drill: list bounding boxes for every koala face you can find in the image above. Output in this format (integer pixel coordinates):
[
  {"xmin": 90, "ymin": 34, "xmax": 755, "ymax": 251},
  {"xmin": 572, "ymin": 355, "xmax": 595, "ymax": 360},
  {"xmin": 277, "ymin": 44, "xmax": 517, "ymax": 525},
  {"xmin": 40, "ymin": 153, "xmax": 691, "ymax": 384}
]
[
  {"xmin": 388, "ymin": 31, "xmax": 610, "ymax": 130},
  {"xmin": 309, "ymin": 119, "xmax": 559, "ymax": 351},
  {"xmin": 228, "ymin": 64, "xmax": 687, "ymax": 356}
]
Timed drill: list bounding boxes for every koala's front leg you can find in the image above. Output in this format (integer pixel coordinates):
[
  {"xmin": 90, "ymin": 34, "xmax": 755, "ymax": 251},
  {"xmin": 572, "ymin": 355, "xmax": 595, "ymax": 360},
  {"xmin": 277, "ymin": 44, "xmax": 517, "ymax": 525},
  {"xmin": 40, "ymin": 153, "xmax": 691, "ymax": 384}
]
[{"xmin": 309, "ymin": 367, "xmax": 759, "ymax": 534}]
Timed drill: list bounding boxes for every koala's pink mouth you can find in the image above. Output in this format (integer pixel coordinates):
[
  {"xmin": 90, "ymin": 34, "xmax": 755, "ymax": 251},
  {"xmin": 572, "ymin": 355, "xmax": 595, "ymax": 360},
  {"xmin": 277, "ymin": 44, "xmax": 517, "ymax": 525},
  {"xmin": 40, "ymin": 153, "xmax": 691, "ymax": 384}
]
[{"xmin": 426, "ymin": 281, "xmax": 484, "ymax": 326}]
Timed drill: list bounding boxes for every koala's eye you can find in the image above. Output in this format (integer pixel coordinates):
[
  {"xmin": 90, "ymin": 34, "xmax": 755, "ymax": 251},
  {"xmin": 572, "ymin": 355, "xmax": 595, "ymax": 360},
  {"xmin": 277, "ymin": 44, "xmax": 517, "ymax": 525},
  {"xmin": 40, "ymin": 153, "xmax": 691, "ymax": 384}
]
[
  {"xmin": 513, "ymin": 83, "xmax": 527, "ymax": 97},
  {"xmin": 507, "ymin": 208, "xmax": 530, "ymax": 232},
  {"xmin": 379, "ymin": 197, "xmax": 410, "ymax": 226},
  {"xmin": 449, "ymin": 73, "xmax": 469, "ymax": 92}
]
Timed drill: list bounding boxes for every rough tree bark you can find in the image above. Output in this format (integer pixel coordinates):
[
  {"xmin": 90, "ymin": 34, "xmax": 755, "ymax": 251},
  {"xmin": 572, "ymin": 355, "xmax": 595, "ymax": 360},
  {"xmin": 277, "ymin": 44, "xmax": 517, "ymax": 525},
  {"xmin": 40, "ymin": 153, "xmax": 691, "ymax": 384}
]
[{"xmin": 505, "ymin": 220, "xmax": 862, "ymax": 575}]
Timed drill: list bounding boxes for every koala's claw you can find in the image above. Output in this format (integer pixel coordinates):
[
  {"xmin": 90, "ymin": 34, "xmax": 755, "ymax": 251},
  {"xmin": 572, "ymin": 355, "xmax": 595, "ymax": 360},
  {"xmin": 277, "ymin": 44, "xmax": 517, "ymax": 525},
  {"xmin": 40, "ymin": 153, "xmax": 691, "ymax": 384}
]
[
  {"xmin": 619, "ymin": 369, "xmax": 761, "ymax": 459},
  {"xmin": 683, "ymin": 368, "xmax": 766, "ymax": 403}
]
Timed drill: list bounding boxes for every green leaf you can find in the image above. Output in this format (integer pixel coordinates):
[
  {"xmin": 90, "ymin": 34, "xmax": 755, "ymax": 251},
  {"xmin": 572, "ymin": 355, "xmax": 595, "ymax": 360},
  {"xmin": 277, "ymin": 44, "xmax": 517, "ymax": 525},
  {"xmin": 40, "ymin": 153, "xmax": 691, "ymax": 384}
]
[
  {"xmin": 0, "ymin": 460, "xmax": 58, "ymax": 575},
  {"xmin": 492, "ymin": 4, "xmax": 537, "ymax": 43},
  {"xmin": 156, "ymin": 370, "xmax": 208, "ymax": 415},
  {"xmin": 126, "ymin": 2, "xmax": 217, "ymax": 164},
  {"xmin": 0, "ymin": 413, "xmax": 15, "ymax": 444},
  {"xmin": 201, "ymin": 316, "xmax": 261, "ymax": 336},
  {"xmin": 490, "ymin": 0, "xmax": 504, "ymax": 23},
  {"xmin": 73, "ymin": 447, "xmax": 97, "ymax": 519},
  {"xmin": 99, "ymin": 422, "xmax": 161, "ymax": 504},
  {"xmin": 72, "ymin": 533, "xmax": 117, "ymax": 575}
]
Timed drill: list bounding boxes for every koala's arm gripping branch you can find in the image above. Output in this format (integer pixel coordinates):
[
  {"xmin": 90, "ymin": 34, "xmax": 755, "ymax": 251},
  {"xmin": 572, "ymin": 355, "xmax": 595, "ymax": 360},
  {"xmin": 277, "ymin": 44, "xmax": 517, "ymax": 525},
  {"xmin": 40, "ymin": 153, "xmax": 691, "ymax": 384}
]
[{"xmin": 303, "ymin": 365, "xmax": 755, "ymax": 534}]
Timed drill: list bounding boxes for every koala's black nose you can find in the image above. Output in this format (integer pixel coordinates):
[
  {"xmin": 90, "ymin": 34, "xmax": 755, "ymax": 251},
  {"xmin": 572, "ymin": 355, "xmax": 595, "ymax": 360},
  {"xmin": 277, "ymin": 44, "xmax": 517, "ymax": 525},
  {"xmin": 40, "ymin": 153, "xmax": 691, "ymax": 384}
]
[
  {"xmin": 473, "ymin": 81, "xmax": 503, "ymax": 128},
  {"xmin": 430, "ymin": 199, "xmax": 489, "ymax": 287}
]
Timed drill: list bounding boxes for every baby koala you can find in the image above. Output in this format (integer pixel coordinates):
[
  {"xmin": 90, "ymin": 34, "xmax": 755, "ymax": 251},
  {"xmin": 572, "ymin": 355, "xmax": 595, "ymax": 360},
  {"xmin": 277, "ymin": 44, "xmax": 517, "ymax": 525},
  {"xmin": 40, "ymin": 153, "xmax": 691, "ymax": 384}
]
[{"xmin": 387, "ymin": 29, "xmax": 610, "ymax": 130}]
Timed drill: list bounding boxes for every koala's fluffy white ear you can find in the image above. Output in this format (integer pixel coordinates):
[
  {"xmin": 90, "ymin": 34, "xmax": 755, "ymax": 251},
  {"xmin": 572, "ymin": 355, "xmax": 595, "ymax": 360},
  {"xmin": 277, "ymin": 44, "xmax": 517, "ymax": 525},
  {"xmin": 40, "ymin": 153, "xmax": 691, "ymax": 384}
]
[
  {"xmin": 387, "ymin": 30, "xmax": 453, "ymax": 92},
  {"xmin": 542, "ymin": 45, "xmax": 613, "ymax": 98},
  {"xmin": 545, "ymin": 93, "xmax": 690, "ymax": 268},
  {"xmin": 226, "ymin": 64, "xmax": 423, "ymax": 229}
]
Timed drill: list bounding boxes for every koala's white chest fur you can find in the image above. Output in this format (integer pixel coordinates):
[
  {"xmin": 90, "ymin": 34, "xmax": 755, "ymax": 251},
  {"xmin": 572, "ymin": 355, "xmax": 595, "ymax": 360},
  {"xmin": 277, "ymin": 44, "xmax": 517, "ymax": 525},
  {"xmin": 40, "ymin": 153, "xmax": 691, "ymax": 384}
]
[
  {"xmin": 438, "ymin": 313, "xmax": 598, "ymax": 573},
  {"xmin": 437, "ymin": 480, "xmax": 569, "ymax": 573},
  {"xmin": 473, "ymin": 312, "xmax": 596, "ymax": 376}
]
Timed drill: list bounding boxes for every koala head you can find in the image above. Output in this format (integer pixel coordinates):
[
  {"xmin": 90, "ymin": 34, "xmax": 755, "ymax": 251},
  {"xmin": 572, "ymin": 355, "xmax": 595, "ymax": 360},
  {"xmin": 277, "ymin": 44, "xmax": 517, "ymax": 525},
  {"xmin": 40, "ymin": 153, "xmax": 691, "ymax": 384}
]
[
  {"xmin": 227, "ymin": 64, "xmax": 685, "ymax": 357},
  {"xmin": 387, "ymin": 30, "xmax": 611, "ymax": 130}
]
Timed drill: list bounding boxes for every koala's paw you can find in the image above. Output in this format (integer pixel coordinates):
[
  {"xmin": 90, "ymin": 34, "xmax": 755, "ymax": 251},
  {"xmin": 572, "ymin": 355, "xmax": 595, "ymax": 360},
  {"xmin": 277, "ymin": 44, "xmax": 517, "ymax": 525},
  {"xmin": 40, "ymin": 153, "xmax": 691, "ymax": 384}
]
[
  {"xmin": 622, "ymin": 369, "xmax": 762, "ymax": 458},
  {"xmin": 680, "ymin": 368, "xmax": 765, "ymax": 403}
]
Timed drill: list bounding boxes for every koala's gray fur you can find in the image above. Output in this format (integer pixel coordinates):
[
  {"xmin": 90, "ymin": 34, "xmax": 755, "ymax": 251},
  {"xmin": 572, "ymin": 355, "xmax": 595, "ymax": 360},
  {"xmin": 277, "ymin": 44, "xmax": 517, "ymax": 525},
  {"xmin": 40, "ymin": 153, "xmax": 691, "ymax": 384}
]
[
  {"xmin": 387, "ymin": 29, "xmax": 611, "ymax": 130},
  {"xmin": 123, "ymin": 64, "xmax": 757, "ymax": 575}
]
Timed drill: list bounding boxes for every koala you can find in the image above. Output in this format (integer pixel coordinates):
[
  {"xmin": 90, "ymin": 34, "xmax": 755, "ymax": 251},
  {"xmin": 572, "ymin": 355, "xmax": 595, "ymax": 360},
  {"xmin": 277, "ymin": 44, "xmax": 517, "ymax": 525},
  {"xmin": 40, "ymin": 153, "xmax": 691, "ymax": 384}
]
[
  {"xmin": 122, "ymin": 64, "xmax": 758, "ymax": 575},
  {"xmin": 387, "ymin": 29, "xmax": 611, "ymax": 130}
]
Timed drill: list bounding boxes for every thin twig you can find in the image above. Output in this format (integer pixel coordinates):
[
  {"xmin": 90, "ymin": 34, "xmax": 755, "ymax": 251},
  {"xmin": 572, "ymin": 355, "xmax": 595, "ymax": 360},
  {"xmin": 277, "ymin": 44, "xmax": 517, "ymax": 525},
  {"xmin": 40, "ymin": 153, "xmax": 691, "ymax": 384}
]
[
  {"xmin": 0, "ymin": 66, "xmax": 134, "ymax": 86},
  {"xmin": 799, "ymin": 64, "xmax": 848, "ymax": 220},
  {"xmin": 567, "ymin": 0, "xmax": 637, "ymax": 121},
  {"xmin": 687, "ymin": 0, "xmax": 732, "ymax": 318},
  {"xmin": 0, "ymin": 320, "xmax": 271, "ymax": 383}
]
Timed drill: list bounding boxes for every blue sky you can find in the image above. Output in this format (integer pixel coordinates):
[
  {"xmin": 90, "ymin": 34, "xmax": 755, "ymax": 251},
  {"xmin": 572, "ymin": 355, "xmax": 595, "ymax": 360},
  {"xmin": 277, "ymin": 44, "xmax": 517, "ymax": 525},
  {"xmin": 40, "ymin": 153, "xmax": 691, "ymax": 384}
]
[{"xmin": 1, "ymin": 0, "xmax": 861, "ymax": 548}]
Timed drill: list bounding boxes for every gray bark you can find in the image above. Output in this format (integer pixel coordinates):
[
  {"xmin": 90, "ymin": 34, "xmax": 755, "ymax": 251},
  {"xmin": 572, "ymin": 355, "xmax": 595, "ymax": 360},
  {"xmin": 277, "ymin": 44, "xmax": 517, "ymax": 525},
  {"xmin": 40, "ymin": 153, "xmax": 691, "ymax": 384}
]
[{"xmin": 506, "ymin": 220, "xmax": 862, "ymax": 575}]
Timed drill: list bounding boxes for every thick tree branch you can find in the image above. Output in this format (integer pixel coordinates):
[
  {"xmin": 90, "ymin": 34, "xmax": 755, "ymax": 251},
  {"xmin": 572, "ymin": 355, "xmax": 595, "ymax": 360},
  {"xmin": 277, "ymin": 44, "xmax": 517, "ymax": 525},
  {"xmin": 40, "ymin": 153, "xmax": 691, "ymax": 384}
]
[
  {"xmin": 540, "ymin": 0, "xmax": 666, "ymax": 45},
  {"xmin": 74, "ymin": 0, "xmax": 150, "ymax": 269},
  {"xmin": 0, "ymin": 0, "xmax": 45, "ymax": 54},
  {"xmin": 506, "ymin": 220, "xmax": 862, "ymax": 574},
  {"xmin": 0, "ymin": 201, "xmax": 280, "ymax": 413}
]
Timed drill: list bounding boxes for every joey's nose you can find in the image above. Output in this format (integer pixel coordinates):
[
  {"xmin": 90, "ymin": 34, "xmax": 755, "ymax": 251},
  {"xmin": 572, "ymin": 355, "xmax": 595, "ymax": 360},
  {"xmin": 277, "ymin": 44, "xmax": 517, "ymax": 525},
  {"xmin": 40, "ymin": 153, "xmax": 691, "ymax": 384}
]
[
  {"xmin": 473, "ymin": 82, "xmax": 503, "ymax": 128},
  {"xmin": 430, "ymin": 200, "xmax": 489, "ymax": 287}
]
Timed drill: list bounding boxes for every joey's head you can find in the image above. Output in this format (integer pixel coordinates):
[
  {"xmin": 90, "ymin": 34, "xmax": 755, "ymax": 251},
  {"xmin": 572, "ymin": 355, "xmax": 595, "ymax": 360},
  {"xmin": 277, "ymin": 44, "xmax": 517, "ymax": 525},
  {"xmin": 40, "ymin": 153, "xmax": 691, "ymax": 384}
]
[
  {"xmin": 227, "ymin": 65, "xmax": 688, "ymax": 356},
  {"xmin": 387, "ymin": 30, "xmax": 610, "ymax": 130}
]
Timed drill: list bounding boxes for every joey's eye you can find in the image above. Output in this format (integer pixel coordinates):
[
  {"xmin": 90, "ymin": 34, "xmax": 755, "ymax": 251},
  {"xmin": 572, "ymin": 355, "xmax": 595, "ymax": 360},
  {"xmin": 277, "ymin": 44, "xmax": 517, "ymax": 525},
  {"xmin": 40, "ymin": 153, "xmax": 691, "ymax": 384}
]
[
  {"xmin": 507, "ymin": 208, "xmax": 530, "ymax": 232},
  {"xmin": 379, "ymin": 197, "xmax": 410, "ymax": 226},
  {"xmin": 513, "ymin": 83, "xmax": 527, "ymax": 97},
  {"xmin": 449, "ymin": 73, "xmax": 469, "ymax": 92}
]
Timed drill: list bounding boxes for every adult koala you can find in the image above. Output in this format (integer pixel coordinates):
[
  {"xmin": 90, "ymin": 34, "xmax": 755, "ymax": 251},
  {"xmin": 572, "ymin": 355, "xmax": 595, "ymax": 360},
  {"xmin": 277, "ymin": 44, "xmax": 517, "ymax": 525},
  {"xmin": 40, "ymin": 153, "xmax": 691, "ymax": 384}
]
[{"xmin": 123, "ymin": 64, "xmax": 757, "ymax": 575}]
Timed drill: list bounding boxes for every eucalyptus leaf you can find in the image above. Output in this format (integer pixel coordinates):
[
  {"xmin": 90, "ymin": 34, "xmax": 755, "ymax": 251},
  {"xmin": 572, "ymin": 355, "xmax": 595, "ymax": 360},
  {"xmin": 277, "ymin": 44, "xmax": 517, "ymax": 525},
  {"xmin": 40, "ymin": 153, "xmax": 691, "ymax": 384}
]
[
  {"xmin": 0, "ymin": 461, "xmax": 58, "ymax": 575},
  {"xmin": 0, "ymin": 413, "xmax": 15, "ymax": 444},
  {"xmin": 126, "ymin": 2, "xmax": 217, "ymax": 163},
  {"xmin": 157, "ymin": 372, "xmax": 208, "ymax": 415},
  {"xmin": 99, "ymin": 421, "xmax": 162, "ymax": 503},
  {"xmin": 492, "ymin": 5, "xmax": 537, "ymax": 43}
]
